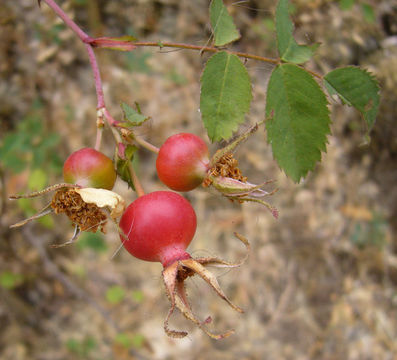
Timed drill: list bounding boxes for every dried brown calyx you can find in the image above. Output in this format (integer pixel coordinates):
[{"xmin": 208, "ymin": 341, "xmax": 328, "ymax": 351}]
[
  {"xmin": 9, "ymin": 184, "xmax": 126, "ymax": 245},
  {"xmin": 203, "ymin": 152, "xmax": 247, "ymax": 186},
  {"xmin": 51, "ymin": 189, "xmax": 107, "ymax": 233},
  {"xmin": 203, "ymin": 124, "xmax": 278, "ymax": 218},
  {"xmin": 162, "ymin": 232, "xmax": 249, "ymax": 339}
]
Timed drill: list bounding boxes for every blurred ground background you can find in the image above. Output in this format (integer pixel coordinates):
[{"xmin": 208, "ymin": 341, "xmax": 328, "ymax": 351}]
[{"xmin": 1, "ymin": 0, "xmax": 397, "ymax": 359}]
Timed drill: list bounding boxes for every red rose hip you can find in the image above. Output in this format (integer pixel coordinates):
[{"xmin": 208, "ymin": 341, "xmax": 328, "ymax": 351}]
[
  {"xmin": 119, "ymin": 191, "xmax": 196, "ymax": 267},
  {"xmin": 63, "ymin": 148, "xmax": 116, "ymax": 190},
  {"xmin": 156, "ymin": 133, "xmax": 210, "ymax": 192}
]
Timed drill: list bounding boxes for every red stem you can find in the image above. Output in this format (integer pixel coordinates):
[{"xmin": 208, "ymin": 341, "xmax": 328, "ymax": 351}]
[
  {"xmin": 133, "ymin": 41, "xmax": 280, "ymax": 65},
  {"xmin": 42, "ymin": 1, "xmax": 106, "ymax": 114},
  {"xmin": 128, "ymin": 163, "xmax": 145, "ymax": 197},
  {"xmin": 132, "ymin": 41, "xmax": 322, "ymax": 79},
  {"xmin": 85, "ymin": 44, "xmax": 105, "ymax": 109},
  {"xmin": 42, "ymin": 0, "xmax": 116, "ymax": 151},
  {"xmin": 42, "ymin": 0, "xmax": 91, "ymax": 42}
]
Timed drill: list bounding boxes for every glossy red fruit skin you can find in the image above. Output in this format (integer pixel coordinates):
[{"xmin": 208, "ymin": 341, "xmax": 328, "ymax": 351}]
[
  {"xmin": 119, "ymin": 191, "xmax": 197, "ymax": 267},
  {"xmin": 156, "ymin": 133, "xmax": 210, "ymax": 192},
  {"xmin": 63, "ymin": 148, "xmax": 116, "ymax": 190}
]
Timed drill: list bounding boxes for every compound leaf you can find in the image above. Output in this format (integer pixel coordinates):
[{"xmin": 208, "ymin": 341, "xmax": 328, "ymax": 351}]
[
  {"xmin": 266, "ymin": 63, "xmax": 331, "ymax": 182},
  {"xmin": 276, "ymin": 0, "xmax": 318, "ymax": 64},
  {"xmin": 210, "ymin": 0, "xmax": 240, "ymax": 46},
  {"xmin": 200, "ymin": 51, "xmax": 252, "ymax": 142},
  {"xmin": 324, "ymin": 66, "xmax": 380, "ymax": 131}
]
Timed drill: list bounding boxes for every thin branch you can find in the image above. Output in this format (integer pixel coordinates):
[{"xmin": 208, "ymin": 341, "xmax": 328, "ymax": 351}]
[
  {"xmin": 132, "ymin": 41, "xmax": 322, "ymax": 79},
  {"xmin": 128, "ymin": 163, "xmax": 145, "ymax": 197},
  {"xmin": 42, "ymin": 0, "xmax": 91, "ymax": 42},
  {"xmin": 133, "ymin": 136, "xmax": 160, "ymax": 154},
  {"xmin": 42, "ymin": 0, "xmax": 113, "ymax": 153},
  {"xmin": 85, "ymin": 44, "xmax": 105, "ymax": 109},
  {"xmin": 133, "ymin": 41, "xmax": 279, "ymax": 64}
]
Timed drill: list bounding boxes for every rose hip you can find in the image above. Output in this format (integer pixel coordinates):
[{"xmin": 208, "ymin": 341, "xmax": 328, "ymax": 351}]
[{"xmin": 63, "ymin": 148, "xmax": 116, "ymax": 190}]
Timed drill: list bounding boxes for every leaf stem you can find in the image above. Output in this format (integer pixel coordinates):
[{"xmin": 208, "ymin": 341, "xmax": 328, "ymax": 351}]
[
  {"xmin": 133, "ymin": 41, "xmax": 280, "ymax": 65},
  {"xmin": 132, "ymin": 42, "xmax": 322, "ymax": 79}
]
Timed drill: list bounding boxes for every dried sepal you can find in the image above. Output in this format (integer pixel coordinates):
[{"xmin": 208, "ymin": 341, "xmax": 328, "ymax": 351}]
[
  {"xmin": 173, "ymin": 280, "xmax": 234, "ymax": 340},
  {"xmin": 206, "ymin": 173, "xmax": 278, "ymax": 218},
  {"xmin": 9, "ymin": 184, "xmax": 125, "ymax": 238},
  {"xmin": 163, "ymin": 262, "xmax": 188, "ymax": 339},
  {"xmin": 195, "ymin": 232, "xmax": 250, "ymax": 268},
  {"xmin": 209, "ymin": 123, "xmax": 259, "ymax": 166},
  {"xmin": 51, "ymin": 225, "xmax": 81, "ymax": 248},
  {"xmin": 9, "ymin": 183, "xmax": 77, "ymax": 200},
  {"xmin": 10, "ymin": 202, "xmax": 53, "ymax": 228},
  {"xmin": 209, "ymin": 176, "xmax": 274, "ymax": 197},
  {"xmin": 202, "ymin": 123, "xmax": 278, "ymax": 218},
  {"xmin": 180, "ymin": 258, "xmax": 243, "ymax": 313},
  {"xmin": 161, "ymin": 232, "xmax": 249, "ymax": 339},
  {"xmin": 232, "ymin": 196, "xmax": 279, "ymax": 219},
  {"xmin": 74, "ymin": 188, "xmax": 126, "ymax": 219},
  {"xmin": 163, "ymin": 262, "xmax": 234, "ymax": 340},
  {"xmin": 205, "ymin": 153, "xmax": 247, "ymax": 185}
]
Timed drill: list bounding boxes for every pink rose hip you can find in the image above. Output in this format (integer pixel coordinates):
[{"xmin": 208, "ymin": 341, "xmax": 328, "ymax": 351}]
[
  {"xmin": 156, "ymin": 133, "xmax": 210, "ymax": 192},
  {"xmin": 119, "ymin": 191, "xmax": 196, "ymax": 266},
  {"xmin": 63, "ymin": 148, "xmax": 116, "ymax": 190}
]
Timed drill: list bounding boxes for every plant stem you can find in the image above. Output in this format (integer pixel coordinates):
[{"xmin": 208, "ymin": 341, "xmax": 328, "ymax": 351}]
[
  {"xmin": 133, "ymin": 41, "xmax": 279, "ymax": 65},
  {"xmin": 94, "ymin": 127, "xmax": 103, "ymax": 151},
  {"xmin": 42, "ymin": 0, "xmax": 91, "ymax": 42},
  {"xmin": 133, "ymin": 137, "xmax": 160, "ymax": 154},
  {"xmin": 128, "ymin": 163, "xmax": 145, "ymax": 197},
  {"xmin": 85, "ymin": 44, "xmax": 105, "ymax": 109},
  {"xmin": 103, "ymin": 108, "xmax": 118, "ymax": 126},
  {"xmin": 132, "ymin": 41, "xmax": 322, "ymax": 79},
  {"xmin": 42, "ymin": 0, "xmax": 111, "ymax": 151}
]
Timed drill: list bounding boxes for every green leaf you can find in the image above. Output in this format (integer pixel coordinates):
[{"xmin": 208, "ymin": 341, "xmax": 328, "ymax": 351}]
[
  {"xmin": 120, "ymin": 102, "xmax": 149, "ymax": 127},
  {"xmin": 131, "ymin": 334, "xmax": 145, "ymax": 348},
  {"xmin": 37, "ymin": 214, "xmax": 54, "ymax": 229},
  {"xmin": 210, "ymin": 0, "xmax": 240, "ymax": 46},
  {"xmin": 28, "ymin": 168, "xmax": 48, "ymax": 191},
  {"xmin": 106, "ymin": 285, "xmax": 125, "ymax": 304},
  {"xmin": 275, "ymin": 0, "xmax": 318, "ymax": 64},
  {"xmin": 0, "ymin": 271, "xmax": 24, "ymax": 289},
  {"xmin": 361, "ymin": 3, "xmax": 375, "ymax": 23},
  {"xmin": 131, "ymin": 290, "xmax": 144, "ymax": 303},
  {"xmin": 324, "ymin": 66, "xmax": 380, "ymax": 131},
  {"xmin": 77, "ymin": 231, "xmax": 108, "ymax": 253},
  {"xmin": 116, "ymin": 145, "xmax": 138, "ymax": 189},
  {"xmin": 115, "ymin": 333, "xmax": 133, "ymax": 349},
  {"xmin": 200, "ymin": 51, "xmax": 252, "ymax": 142},
  {"xmin": 66, "ymin": 337, "xmax": 96, "ymax": 356},
  {"xmin": 339, "ymin": 0, "xmax": 355, "ymax": 10},
  {"xmin": 115, "ymin": 333, "xmax": 145, "ymax": 349},
  {"xmin": 266, "ymin": 63, "xmax": 331, "ymax": 182},
  {"xmin": 17, "ymin": 198, "xmax": 37, "ymax": 218}
]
